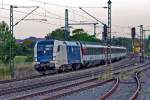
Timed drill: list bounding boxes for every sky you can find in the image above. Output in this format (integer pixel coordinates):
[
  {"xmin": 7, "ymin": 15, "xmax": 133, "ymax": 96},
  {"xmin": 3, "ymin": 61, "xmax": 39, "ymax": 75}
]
[{"xmin": 0, "ymin": 0, "xmax": 150, "ymax": 39}]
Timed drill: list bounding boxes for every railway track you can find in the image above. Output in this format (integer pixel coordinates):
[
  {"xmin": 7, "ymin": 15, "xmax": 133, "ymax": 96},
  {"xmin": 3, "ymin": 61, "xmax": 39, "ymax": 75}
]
[
  {"xmin": 99, "ymin": 77, "xmax": 119, "ymax": 100},
  {"xmin": 0, "ymin": 58, "xmax": 136, "ymax": 96},
  {"xmin": 0, "ymin": 58, "xmax": 132, "ymax": 84},
  {"xmin": 10, "ymin": 59, "xmax": 141, "ymax": 100},
  {"xmin": 98, "ymin": 60, "xmax": 150, "ymax": 100},
  {"xmin": 129, "ymin": 72, "xmax": 141, "ymax": 100},
  {"xmin": 13, "ymin": 61, "xmax": 149, "ymax": 100},
  {"xmin": 129, "ymin": 65, "xmax": 150, "ymax": 100},
  {"xmin": 12, "ymin": 78, "xmax": 114, "ymax": 100}
]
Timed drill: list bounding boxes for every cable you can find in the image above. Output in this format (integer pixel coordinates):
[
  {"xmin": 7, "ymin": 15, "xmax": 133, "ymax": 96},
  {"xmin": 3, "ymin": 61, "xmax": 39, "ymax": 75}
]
[
  {"xmin": 68, "ymin": 8, "xmax": 96, "ymax": 22},
  {"xmin": 112, "ymin": 24, "xmax": 132, "ymax": 29},
  {"xmin": 0, "ymin": 2, "xmax": 97, "ymax": 23},
  {"xmin": 0, "ymin": 7, "xmax": 78, "ymax": 22},
  {"xmin": 0, "ymin": 15, "xmax": 59, "ymax": 26},
  {"xmin": 30, "ymin": 0, "xmax": 107, "ymax": 24},
  {"xmin": 14, "ymin": 6, "xmax": 39, "ymax": 26},
  {"xmin": 39, "ymin": 7, "xmax": 65, "ymax": 19},
  {"xmin": 30, "ymin": 0, "xmax": 104, "ymax": 8},
  {"xmin": 0, "ymin": 2, "xmax": 79, "ymax": 22}
]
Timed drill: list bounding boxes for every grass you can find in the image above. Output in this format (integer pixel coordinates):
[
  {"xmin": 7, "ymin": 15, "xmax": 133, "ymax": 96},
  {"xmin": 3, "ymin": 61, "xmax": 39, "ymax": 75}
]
[
  {"xmin": 0, "ymin": 66, "xmax": 11, "ymax": 80},
  {"xmin": 0, "ymin": 56, "xmax": 34, "ymax": 80},
  {"xmin": 14, "ymin": 56, "xmax": 27, "ymax": 64}
]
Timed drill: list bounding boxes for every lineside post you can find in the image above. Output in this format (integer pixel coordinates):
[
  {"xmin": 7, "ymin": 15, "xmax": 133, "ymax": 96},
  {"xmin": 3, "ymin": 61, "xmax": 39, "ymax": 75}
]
[
  {"xmin": 10, "ymin": 5, "xmax": 14, "ymax": 79},
  {"xmin": 140, "ymin": 25, "xmax": 144, "ymax": 63},
  {"xmin": 106, "ymin": 0, "xmax": 112, "ymax": 78},
  {"xmin": 65, "ymin": 9, "xmax": 69, "ymax": 40}
]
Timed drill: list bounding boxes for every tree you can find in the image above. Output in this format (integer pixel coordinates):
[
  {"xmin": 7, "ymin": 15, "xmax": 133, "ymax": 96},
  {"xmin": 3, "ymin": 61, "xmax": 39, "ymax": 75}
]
[
  {"xmin": 45, "ymin": 28, "xmax": 100, "ymax": 42},
  {"xmin": 15, "ymin": 44, "xmax": 33, "ymax": 56},
  {"xmin": 72, "ymin": 29, "xmax": 84, "ymax": 35},
  {"xmin": 46, "ymin": 27, "xmax": 65, "ymax": 40},
  {"xmin": 148, "ymin": 35, "xmax": 150, "ymax": 42},
  {"xmin": 111, "ymin": 37, "xmax": 132, "ymax": 52},
  {"xmin": 0, "ymin": 21, "xmax": 15, "ymax": 64},
  {"xmin": 23, "ymin": 39, "xmax": 34, "ymax": 48},
  {"xmin": 71, "ymin": 28, "xmax": 100, "ymax": 42},
  {"xmin": 146, "ymin": 35, "xmax": 150, "ymax": 55}
]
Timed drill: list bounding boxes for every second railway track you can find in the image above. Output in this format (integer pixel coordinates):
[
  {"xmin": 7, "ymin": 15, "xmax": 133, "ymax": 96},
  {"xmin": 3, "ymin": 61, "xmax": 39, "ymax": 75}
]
[
  {"xmin": 98, "ymin": 60, "xmax": 150, "ymax": 100},
  {"xmin": 0, "ymin": 58, "xmax": 137, "ymax": 96}
]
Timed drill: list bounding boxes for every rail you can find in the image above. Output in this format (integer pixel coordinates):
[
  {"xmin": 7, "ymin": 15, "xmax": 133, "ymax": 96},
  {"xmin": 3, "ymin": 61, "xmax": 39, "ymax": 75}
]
[{"xmin": 99, "ymin": 77, "xmax": 119, "ymax": 100}]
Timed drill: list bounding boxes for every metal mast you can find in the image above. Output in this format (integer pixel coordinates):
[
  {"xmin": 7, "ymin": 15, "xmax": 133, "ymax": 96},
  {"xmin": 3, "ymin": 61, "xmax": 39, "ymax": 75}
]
[
  {"xmin": 107, "ymin": 0, "xmax": 112, "ymax": 77},
  {"xmin": 140, "ymin": 25, "xmax": 144, "ymax": 63},
  {"xmin": 65, "ymin": 9, "xmax": 69, "ymax": 40},
  {"xmin": 10, "ymin": 5, "xmax": 14, "ymax": 78},
  {"xmin": 93, "ymin": 23, "xmax": 96, "ymax": 36},
  {"xmin": 139, "ymin": 25, "xmax": 150, "ymax": 63},
  {"xmin": 9, "ymin": 5, "xmax": 39, "ymax": 79}
]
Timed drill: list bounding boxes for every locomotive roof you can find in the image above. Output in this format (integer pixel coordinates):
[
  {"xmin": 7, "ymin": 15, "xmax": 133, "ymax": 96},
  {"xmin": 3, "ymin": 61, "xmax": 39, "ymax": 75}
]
[
  {"xmin": 36, "ymin": 39, "xmax": 126, "ymax": 49},
  {"xmin": 65, "ymin": 41, "xmax": 80, "ymax": 46},
  {"xmin": 79, "ymin": 41, "xmax": 126, "ymax": 49}
]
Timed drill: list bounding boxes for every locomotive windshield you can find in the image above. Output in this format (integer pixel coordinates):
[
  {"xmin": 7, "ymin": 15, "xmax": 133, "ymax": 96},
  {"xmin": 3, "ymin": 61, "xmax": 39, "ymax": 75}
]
[{"xmin": 37, "ymin": 40, "xmax": 54, "ymax": 62}]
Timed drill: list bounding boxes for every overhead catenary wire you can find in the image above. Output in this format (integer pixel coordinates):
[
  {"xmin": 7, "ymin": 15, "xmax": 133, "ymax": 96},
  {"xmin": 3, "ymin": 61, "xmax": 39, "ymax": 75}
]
[
  {"xmin": 0, "ymin": 1, "xmax": 136, "ymax": 38},
  {"xmin": 79, "ymin": 7, "xmax": 105, "ymax": 25},
  {"xmin": 68, "ymin": 8, "xmax": 96, "ymax": 22},
  {"xmin": 13, "ymin": 6, "xmax": 39, "ymax": 26},
  {"xmin": 0, "ymin": 2, "xmax": 65, "ymax": 19},
  {"xmin": 0, "ymin": 3, "xmax": 100, "ymax": 35},
  {"xmin": 30, "ymin": 0, "xmax": 106, "ymax": 8},
  {"xmin": 0, "ymin": 6, "xmax": 78, "ymax": 22},
  {"xmin": 39, "ymin": 7, "xmax": 65, "ymax": 19},
  {"xmin": 0, "ymin": 15, "xmax": 59, "ymax": 26},
  {"xmin": 0, "ymin": 2, "xmax": 105, "ymax": 25},
  {"xmin": 0, "ymin": 2, "xmax": 67, "ymax": 22},
  {"xmin": 0, "ymin": 2, "xmax": 137, "ymax": 30},
  {"xmin": 30, "ymin": 0, "xmax": 106, "ymax": 24},
  {"xmin": 0, "ymin": 2, "xmax": 80, "ymax": 22}
]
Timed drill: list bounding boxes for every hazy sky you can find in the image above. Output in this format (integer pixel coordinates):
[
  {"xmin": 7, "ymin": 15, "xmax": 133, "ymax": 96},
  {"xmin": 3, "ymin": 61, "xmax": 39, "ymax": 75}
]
[{"xmin": 0, "ymin": 0, "xmax": 150, "ymax": 39}]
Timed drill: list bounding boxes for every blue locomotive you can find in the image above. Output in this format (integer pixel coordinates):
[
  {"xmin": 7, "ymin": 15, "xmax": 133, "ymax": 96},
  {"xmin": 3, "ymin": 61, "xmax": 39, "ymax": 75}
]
[{"xmin": 34, "ymin": 39, "xmax": 127, "ymax": 74}]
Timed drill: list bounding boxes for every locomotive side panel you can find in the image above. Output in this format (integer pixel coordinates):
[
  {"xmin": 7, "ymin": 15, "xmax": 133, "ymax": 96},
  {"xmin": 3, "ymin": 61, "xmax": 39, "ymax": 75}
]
[{"xmin": 54, "ymin": 41, "xmax": 68, "ymax": 70}]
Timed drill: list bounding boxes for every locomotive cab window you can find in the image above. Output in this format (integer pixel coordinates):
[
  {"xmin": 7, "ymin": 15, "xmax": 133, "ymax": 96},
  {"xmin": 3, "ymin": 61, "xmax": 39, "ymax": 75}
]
[{"xmin": 57, "ymin": 45, "xmax": 61, "ymax": 52}]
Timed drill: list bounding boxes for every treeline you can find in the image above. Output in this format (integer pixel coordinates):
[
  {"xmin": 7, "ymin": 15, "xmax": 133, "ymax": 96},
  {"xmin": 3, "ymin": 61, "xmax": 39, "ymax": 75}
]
[
  {"xmin": 1, "ymin": 21, "xmax": 150, "ymax": 64},
  {"xmin": 46, "ymin": 28, "xmax": 100, "ymax": 42}
]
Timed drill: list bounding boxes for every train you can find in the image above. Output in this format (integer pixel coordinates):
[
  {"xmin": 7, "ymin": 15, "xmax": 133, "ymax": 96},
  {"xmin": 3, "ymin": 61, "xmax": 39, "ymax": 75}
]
[{"xmin": 34, "ymin": 39, "xmax": 127, "ymax": 74}]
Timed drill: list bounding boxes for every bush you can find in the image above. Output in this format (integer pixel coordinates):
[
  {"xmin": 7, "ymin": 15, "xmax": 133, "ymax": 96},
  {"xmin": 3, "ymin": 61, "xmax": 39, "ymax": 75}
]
[{"xmin": 25, "ymin": 55, "xmax": 33, "ymax": 62}]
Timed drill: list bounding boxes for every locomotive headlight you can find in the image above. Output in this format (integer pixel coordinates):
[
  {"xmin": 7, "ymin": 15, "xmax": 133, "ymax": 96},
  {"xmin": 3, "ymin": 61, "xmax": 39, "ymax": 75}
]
[
  {"xmin": 53, "ymin": 57, "xmax": 56, "ymax": 60},
  {"xmin": 35, "ymin": 62, "xmax": 40, "ymax": 64}
]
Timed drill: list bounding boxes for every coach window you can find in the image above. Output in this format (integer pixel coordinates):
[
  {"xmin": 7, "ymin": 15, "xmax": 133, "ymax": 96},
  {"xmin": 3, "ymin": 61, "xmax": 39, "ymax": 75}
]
[
  {"xmin": 71, "ymin": 47, "xmax": 74, "ymax": 52},
  {"xmin": 111, "ymin": 48, "xmax": 114, "ymax": 53},
  {"xmin": 57, "ymin": 45, "xmax": 60, "ymax": 52},
  {"xmin": 100, "ymin": 48, "xmax": 102, "ymax": 54}
]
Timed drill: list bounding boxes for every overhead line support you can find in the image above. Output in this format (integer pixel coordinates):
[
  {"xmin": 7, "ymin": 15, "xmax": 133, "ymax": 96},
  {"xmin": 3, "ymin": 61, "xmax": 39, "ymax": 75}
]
[
  {"xmin": 79, "ymin": 7, "xmax": 105, "ymax": 25},
  {"xmin": 9, "ymin": 5, "xmax": 39, "ymax": 79},
  {"xmin": 65, "ymin": 9, "xmax": 69, "ymax": 40}
]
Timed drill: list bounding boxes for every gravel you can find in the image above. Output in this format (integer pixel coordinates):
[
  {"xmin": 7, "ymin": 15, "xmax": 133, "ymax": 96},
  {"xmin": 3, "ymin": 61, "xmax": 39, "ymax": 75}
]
[
  {"xmin": 56, "ymin": 62, "xmax": 150, "ymax": 100},
  {"xmin": 0, "ymin": 58, "xmax": 138, "ymax": 100},
  {"xmin": 0, "ymin": 58, "xmax": 131, "ymax": 91},
  {"xmin": 58, "ymin": 81, "xmax": 114, "ymax": 100},
  {"xmin": 137, "ymin": 68, "xmax": 150, "ymax": 100},
  {"xmin": 0, "ymin": 76, "xmax": 99, "ymax": 99}
]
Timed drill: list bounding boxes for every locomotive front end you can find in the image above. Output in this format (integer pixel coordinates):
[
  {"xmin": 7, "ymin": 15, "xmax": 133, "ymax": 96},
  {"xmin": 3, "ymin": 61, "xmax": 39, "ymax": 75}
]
[{"xmin": 34, "ymin": 40, "xmax": 55, "ymax": 74}]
